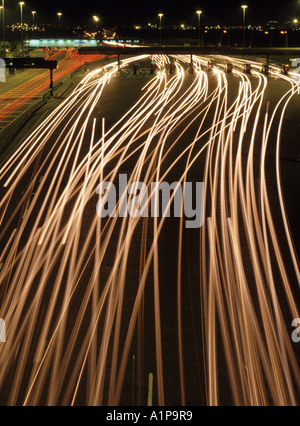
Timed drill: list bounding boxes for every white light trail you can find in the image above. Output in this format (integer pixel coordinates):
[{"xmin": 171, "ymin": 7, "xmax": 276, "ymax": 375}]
[{"xmin": 0, "ymin": 54, "xmax": 298, "ymax": 406}]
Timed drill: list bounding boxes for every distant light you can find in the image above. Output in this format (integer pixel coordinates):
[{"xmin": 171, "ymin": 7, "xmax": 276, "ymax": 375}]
[
  {"xmin": 241, "ymin": 5, "xmax": 248, "ymax": 9},
  {"xmin": 196, "ymin": 10, "xmax": 202, "ymax": 15}
]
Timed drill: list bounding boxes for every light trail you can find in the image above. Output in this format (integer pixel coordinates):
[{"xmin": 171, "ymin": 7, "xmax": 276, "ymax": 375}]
[
  {"xmin": 0, "ymin": 54, "xmax": 298, "ymax": 406},
  {"xmin": 0, "ymin": 49, "xmax": 106, "ymax": 124}
]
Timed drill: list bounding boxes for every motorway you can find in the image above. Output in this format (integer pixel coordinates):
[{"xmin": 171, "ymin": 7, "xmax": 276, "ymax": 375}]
[
  {"xmin": 0, "ymin": 54, "xmax": 299, "ymax": 406},
  {"xmin": 0, "ymin": 48, "xmax": 106, "ymax": 134}
]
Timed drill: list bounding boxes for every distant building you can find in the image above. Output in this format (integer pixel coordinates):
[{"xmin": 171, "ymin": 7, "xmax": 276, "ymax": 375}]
[
  {"xmin": 28, "ymin": 39, "xmax": 98, "ymax": 48},
  {"xmin": 266, "ymin": 21, "xmax": 280, "ymax": 30}
]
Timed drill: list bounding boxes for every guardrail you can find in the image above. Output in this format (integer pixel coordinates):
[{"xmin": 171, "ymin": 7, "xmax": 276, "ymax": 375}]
[
  {"xmin": 0, "ymin": 61, "xmax": 103, "ymax": 154},
  {"xmin": 53, "ymin": 81, "xmax": 64, "ymax": 92},
  {"xmin": 0, "ymin": 79, "xmax": 74, "ymax": 154},
  {"xmin": 71, "ymin": 66, "xmax": 83, "ymax": 78},
  {"xmin": 0, "ymin": 95, "xmax": 50, "ymax": 153}
]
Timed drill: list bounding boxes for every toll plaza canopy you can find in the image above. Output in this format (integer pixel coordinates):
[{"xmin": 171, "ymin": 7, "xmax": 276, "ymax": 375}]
[{"xmin": 28, "ymin": 39, "xmax": 98, "ymax": 48}]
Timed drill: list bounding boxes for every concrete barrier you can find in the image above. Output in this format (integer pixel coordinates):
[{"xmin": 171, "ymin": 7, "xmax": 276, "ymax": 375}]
[{"xmin": 0, "ymin": 80, "xmax": 73, "ymax": 154}]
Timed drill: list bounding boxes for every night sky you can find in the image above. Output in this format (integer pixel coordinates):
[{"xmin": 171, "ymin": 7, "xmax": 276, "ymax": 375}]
[{"xmin": 3, "ymin": 0, "xmax": 300, "ymax": 26}]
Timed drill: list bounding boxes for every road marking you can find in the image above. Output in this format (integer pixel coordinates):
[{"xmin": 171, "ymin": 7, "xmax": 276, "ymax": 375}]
[{"xmin": 147, "ymin": 372, "xmax": 153, "ymax": 406}]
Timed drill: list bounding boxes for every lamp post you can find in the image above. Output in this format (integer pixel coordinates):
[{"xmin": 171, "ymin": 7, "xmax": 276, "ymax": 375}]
[
  {"xmin": 264, "ymin": 31, "xmax": 272, "ymax": 48},
  {"xmin": 57, "ymin": 12, "xmax": 62, "ymax": 33},
  {"xmin": 280, "ymin": 30, "xmax": 288, "ymax": 48},
  {"xmin": 93, "ymin": 15, "xmax": 99, "ymax": 32},
  {"xmin": 223, "ymin": 30, "xmax": 230, "ymax": 47},
  {"xmin": 0, "ymin": 6, "xmax": 3, "ymax": 51},
  {"xmin": 32, "ymin": 10, "xmax": 36, "ymax": 27},
  {"xmin": 241, "ymin": 5, "xmax": 248, "ymax": 47},
  {"xmin": 196, "ymin": 10, "xmax": 202, "ymax": 47},
  {"xmin": 293, "ymin": 19, "xmax": 299, "ymax": 30},
  {"xmin": 19, "ymin": 2, "xmax": 25, "ymax": 56},
  {"xmin": 0, "ymin": 1, "xmax": 5, "ymax": 56},
  {"xmin": 158, "ymin": 13, "xmax": 163, "ymax": 44}
]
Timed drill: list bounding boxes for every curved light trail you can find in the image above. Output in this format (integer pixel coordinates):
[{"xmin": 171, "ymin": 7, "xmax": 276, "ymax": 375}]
[{"xmin": 0, "ymin": 54, "xmax": 299, "ymax": 406}]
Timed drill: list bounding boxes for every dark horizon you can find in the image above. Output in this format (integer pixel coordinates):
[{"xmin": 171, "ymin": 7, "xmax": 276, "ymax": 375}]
[{"xmin": 1, "ymin": 0, "xmax": 300, "ymax": 27}]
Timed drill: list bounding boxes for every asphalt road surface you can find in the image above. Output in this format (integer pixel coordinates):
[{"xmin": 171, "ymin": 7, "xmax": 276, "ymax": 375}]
[{"xmin": 0, "ymin": 55, "xmax": 299, "ymax": 406}]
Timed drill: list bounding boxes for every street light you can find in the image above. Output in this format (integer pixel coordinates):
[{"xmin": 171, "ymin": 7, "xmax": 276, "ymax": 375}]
[
  {"xmin": 93, "ymin": 15, "xmax": 99, "ymax": 32},
  {"xmin": 196, "ymin": 10, "xmax": 202, "ymax": 47},
  {"xmin": 241, "ymin": 5, "xmax": 248, "ymax": 47},
  {"xmin": 1, "ymin": 0, "xmax": 5, "ymax": 57},
  {"xmin": 57, "ymin": 12, "xmax": 62, "ymax": 35},
  {"xmin": 264, "ymin": 30, "xmax": 272, "ymax": 47},
  {"xmin": 293, "ymin": 19, "xmax": 299, "ymax": 29},
  {"xmin": 223, "ymin": 29, "xmax": 230, "ymax": 47},
  {"xmin": 0, "ymin": 6, "xmax": 3, "ymax": 50},
  {"xmin": 32, "ymin": 11, "xmax": 36, "ymax": 27},
  {"xmin": 19, "ymin": 2, "xmax": 25, "ymax": 56},
  {"xmin": 158, "ymin": 13, "xmax": 163, "ymax": 44},
  {"xmin": 280, "ymin": 30, "xmax": 288, "ymax": 48}
]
